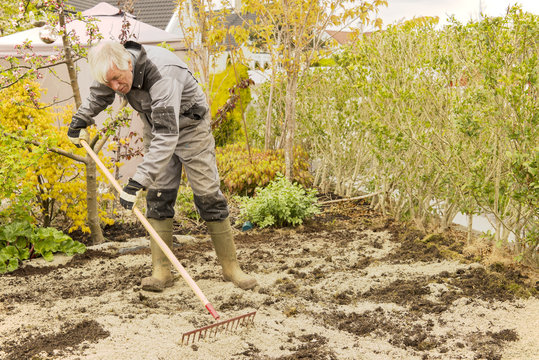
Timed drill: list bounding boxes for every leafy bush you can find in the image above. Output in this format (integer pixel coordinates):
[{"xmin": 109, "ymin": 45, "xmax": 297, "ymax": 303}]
[
  {"xmin": 216, "ymin": 143, "xmax": 312, "ymax": 196},
  {"xmin": 210, "ymin": 63, "xmax": 251, "ymax": 146},
  {"xmin": 0, "ymin": 124, "xmax": 47, "ymax": 223},
  {"xmin": 0, "ymin": 221, "xmax": 86, "ymax": 273},
  {"xmin": 236, "ymin": 175, "xmax": 320, "ymax": 228},
  {"xmin": 248, "ymin": 8, "xmax": 537, "ymax": 261},
  {"xmin": 0, "ymin": 81, "xmax": 115, "ymax": 232}
]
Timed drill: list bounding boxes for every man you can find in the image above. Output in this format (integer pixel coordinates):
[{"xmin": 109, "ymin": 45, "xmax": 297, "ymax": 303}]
[{"xmin": 67, "ymin": 41, "xmax": 257, "ymax": 292}]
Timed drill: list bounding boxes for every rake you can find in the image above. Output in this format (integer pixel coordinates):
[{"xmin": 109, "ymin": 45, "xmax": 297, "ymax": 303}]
[{"xmin": 81, "ymin": 140, "xmax": 256, "ymax": 344}]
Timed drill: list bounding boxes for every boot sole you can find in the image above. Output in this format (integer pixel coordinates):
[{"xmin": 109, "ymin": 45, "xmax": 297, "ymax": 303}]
[
  {"xmin": 141, "ymin": 277, "xmax": 174, "ymax": 292},
  {"xmin": 224, "ymin": 276, "xmax": 258, "ymax": 290}
]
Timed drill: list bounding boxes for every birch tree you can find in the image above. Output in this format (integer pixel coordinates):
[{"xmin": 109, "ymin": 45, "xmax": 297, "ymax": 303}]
[{"xmin": 238, "ymin": 0, "xmax": 387, "ymax": 180}]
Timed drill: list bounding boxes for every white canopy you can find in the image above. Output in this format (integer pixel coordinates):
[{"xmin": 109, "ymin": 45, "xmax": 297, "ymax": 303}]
[{"xmin": 0, "ymin": 2, "xmax": 184, "ymax": 57}]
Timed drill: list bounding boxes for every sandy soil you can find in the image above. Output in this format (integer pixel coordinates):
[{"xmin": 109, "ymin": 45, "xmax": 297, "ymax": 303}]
[{"xmin": 0, "ymin": 201, "xmax": 537, "ymax": 360}]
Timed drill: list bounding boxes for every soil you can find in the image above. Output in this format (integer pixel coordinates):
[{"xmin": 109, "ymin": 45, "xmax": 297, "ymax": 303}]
[{"xmin": 0, "ymin": 200, "xmax": 537, "ymax": 360}]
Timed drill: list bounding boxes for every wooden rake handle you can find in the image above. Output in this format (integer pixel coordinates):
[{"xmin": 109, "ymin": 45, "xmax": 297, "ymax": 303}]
[{"xmin": 80, "ymin": 140, "xmax": 220, "ymax": 321}]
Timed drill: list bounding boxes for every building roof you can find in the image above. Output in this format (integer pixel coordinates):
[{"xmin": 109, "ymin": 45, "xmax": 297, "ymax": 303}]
[
  {"xmin": 324, "ymin": 30, "xmax": 354, "ymax": 45},
  {"xmin": 223, "ymin": 12, "xmax": 257, "ymax": 48},
  {"xmin": 67, "ymin": 0, "xmax": 177, "ymax": 30}
]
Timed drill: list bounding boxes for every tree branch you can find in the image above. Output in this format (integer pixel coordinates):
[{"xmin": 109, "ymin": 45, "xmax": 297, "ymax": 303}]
[
  {"xmin": 318, "ymin": 191, "xmax": 383, "ymax": 205},
  {"xmin": 3, "ymin": 132, "xmax": 87, "ymax": 163}
]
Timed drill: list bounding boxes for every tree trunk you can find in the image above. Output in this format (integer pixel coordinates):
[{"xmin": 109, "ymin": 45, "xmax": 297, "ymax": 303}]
[
  {"xmin": 284, "ymin": 75, "xmax": 298, "ymax": 180},
  {"xmin": 467, "ymin": 213, "xmax": 473, "ymax": 245},
  {"xmin": 59, "ymin": 9, "xmax": 81, "ymax": 108},
  {"xmin": 60, "ymin": 7, "xmax": 103, "ymax": 244},
  {"xmin": 264, "ymin": 64, "xmax": 276, "ymax": 150},
  {"xmin": 85, "ymin": 158, "xmax": 104, "ymax": 244},
  {"xmin": 265, "ymin": 47, "xmax": 279, "ymax": 150}
]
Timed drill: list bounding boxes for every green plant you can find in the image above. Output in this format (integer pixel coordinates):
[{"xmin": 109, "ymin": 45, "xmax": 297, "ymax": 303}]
[
  {"xmin": 210, "ymin": 63, "xmax": 252, "ymax": 146},
  {"xmin": 249, "ymin": 7, "xmax": 536, "ymax": 260},
  {"xmin": 0, "ymin": 221, "xmax": 86, "ymax": 273},
  {"xmin": 236, "ymin": 175, "xmax": 320, "ymax": 228},
  {"xmin": 216, "ymin": 143, "xmax": 312, "ymax": 196},
  {"xmin": 0, "ymin": 81, "xmax": 116, "ymax": 233},
  {"xmin": 174, "ymin": 185, "xmax": 201, "ymax": 222}
]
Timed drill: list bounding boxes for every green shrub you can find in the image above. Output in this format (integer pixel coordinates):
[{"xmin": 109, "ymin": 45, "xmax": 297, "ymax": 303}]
[
  {"xmin": 0, "ymin": 221, "xmax": 86, "ymax": 273},
  {"xmin": 216, "ymin": 143, "xmax": 312, "ymax": 196},
  {"xmin": 210, "ymin": 64, "xmax": 251, "ymax": 146},
  {"xmin": 236, "ymin": 175, "xmax": 320, "ymax": 228}
]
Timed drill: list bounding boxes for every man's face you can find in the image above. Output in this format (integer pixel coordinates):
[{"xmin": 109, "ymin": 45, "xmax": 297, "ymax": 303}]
[{"xmin": 104, "ymin": 61, "xmax": 133, "ymax": 94}]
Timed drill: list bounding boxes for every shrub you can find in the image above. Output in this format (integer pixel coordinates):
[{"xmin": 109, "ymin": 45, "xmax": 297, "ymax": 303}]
[
  {"xmin": 210, "ymin": 63, "xmax": 251, "ymax": 146},
  {"xmin": 0, "ymin": 220, "xmax": 86, "ymax": 273},
  {"xmin": 236, "ymin": 175, "xmax": 320, "ymax": 228},
  {"xmin": 216, "ymin": 143, "xmax": 312, "ymax": 196},
  {"xmin": 0, "ymin": 81, "xmax": 115, "ymax": 232}
]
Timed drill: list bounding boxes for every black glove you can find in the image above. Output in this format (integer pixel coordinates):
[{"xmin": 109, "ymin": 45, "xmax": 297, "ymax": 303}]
[
  {"xmin": 67, "ymin": 117, "xmax": 89, "ymax": 148},
  {"xmin": 119, "ymin": 179, "xmax": 145, "ymax": 210}
]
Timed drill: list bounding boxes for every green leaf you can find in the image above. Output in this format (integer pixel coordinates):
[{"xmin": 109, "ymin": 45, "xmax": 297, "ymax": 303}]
[
  {"xmin": 0, "ymin": 221, "xmax": 33, "ymax": 243},
  {"xmin": 7, "ymin": 258, "xmax": 19, "ymax": 272},
  {"xmin": 42, "ymin": 251, "xmax": 54, "ymax": 262},
  {"xmin": 0, "ymin": 245, "xmax": 19, "ymax": 261}
]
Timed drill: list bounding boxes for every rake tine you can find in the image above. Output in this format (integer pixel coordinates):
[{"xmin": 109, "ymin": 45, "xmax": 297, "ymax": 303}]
[{"xmin": 181, "ymin": 311, "xmax": 257, "ymax": 345}]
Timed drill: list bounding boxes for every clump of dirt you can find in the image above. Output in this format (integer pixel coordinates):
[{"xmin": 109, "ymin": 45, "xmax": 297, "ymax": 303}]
[
  {"xmin": 275, "ymin": 277, "xmax": 300, "ymax": 296},
  {"xmin": 333, "ymin": 289, "xmax": 356, "ymax": 305},
  {"xmin": 70, "ymin": 222, "xmax": 147, "ymax": 245},
  {"xmin": 3, "ymin": 261, "xmax": 143, "ymax": 304},
  {"xmin": 379, "ymin": 220, "xmax": 471, "ymax": 265},
  {"xmin": 8, "ymin": 249, "xmax": 118, "ymax": 277},
  {"xmin": 133, "ymin": 292, "xmax": 160, "ymax": 308},
  {"xmin": 349, "ymin": 255, "xmax": 373, "ymax": 270},
  {"xmin": 276, "ymin": 333, "xmax": 337, "ymax": 360},
  {"xmin": 3, "ymin": 320, "xmax": 109, "ymax": 360},
  {"xmin": 358, "ymin": 265, "xmax": 536, "ymax": 316},
  {"xmin": 389, "ymin": 323, "xmax": 442, "ymax": 352},
  {"xmin": 233, "ymin": 342, "xmax": 263, "ymax": 358},
  {"xmin": 321, "ymin": 307, "xmax": 443, "ymax": 352},
  {"xmin": 384, "ymin": 226, "xmax": 443, "ymax": 263},
  {"xmin": 323, "ymin": 307, "xmax": 390, "ymax": 336},
  {"xmin": 219, "ymin": 293, "xmax": 258, "ymax": 311},
  {"xmin": 466, "ymin": 329, "xmax": 519, "ymax": 360},
  {"xmin": 488, "ymin": 262, "xmax": 538, "ymax": 294},
  {"xmin": 362, "ymin": 279, "xmax": 431, "ymax": 305},
  {"xmin": 440, "ymin": 267, "xmax": 536, "ymax": 302}
]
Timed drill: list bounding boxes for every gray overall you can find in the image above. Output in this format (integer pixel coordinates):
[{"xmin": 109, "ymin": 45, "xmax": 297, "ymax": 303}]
[{"xmin": 71, "ymin": 41, "xmax": 228, "ymax": 221}]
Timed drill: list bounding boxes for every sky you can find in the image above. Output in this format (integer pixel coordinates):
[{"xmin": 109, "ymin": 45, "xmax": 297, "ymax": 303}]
[{"xmin": 377, "ymin": 0, "xmax": 539, "ymax": 27}]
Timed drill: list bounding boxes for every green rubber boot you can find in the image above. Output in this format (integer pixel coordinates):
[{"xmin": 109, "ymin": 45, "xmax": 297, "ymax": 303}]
[
  {"xmin": 141, "ymin": 218, "xmax": 175, "ymax": 292},
  {"xmin": 207, "ymin": 218, "xmax": 258, "ymax": 290}
]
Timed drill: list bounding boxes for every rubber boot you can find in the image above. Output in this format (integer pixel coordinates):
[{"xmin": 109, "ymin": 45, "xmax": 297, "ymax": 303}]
[
  {"xmin": 141, "ymin": 218, "xmax": 175, "ymax": 292},
  {"xmin": 207, "ymin": 218, "xmax": 258, "ymax": 290}
]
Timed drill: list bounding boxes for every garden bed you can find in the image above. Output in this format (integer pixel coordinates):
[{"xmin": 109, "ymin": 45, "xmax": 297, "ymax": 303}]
[{"xmin": 0, "ymin": 201, "xmax": 537, "ymax": 359}]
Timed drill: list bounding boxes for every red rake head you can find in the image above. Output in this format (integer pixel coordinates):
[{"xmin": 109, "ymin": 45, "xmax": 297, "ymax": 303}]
[{"xmin": 181, "ymin": 311, "xmax": 256, "ymax": 345}]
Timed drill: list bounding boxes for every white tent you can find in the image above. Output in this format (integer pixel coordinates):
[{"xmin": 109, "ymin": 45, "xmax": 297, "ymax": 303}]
[{"xmin": 0, "ymin": 2, "xmax": 184, "ymax": 56}]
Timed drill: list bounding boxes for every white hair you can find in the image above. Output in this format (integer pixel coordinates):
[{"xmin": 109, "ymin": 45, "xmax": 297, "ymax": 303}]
[{"xmin": 88, "ymin": 41, "xmax": 131, "ymax": 85}]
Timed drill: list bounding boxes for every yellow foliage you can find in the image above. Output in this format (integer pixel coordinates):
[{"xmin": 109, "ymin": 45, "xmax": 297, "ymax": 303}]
[{"xmin": 0, "ymin": 81, "xmax": 115, "ymax": 232}]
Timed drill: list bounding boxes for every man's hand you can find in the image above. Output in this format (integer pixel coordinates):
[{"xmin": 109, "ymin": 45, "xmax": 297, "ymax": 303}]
[
  {"xmin": 67, "ymin": 117, "xmax": 89, "ymax": 147},
  {"xmin": 120, "ymin": 179, "xmax": 145, "ymax": 210}
]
